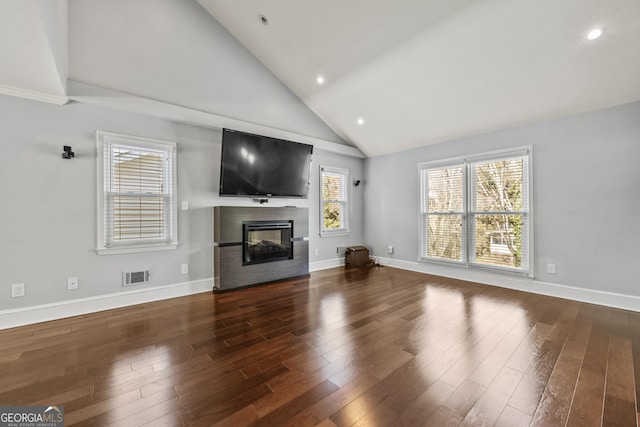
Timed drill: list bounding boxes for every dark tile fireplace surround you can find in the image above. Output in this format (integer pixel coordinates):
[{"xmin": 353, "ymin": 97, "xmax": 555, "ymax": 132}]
[{"xmin": 213, "ymin": 206, "xmax": 309, "ymax": 292}]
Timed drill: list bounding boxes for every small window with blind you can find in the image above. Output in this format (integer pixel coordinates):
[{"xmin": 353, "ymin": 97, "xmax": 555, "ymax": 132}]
[
  {"xmin": 419, "ymin": 147, "xmax": 532, "ymax": 275},
  {"xmin": 96, "ymin": 131, "xmax": 178, "ymax": 255},
  {"xmin": 320, "ymin": 166, "xmax": 349, "ymax": 236}
]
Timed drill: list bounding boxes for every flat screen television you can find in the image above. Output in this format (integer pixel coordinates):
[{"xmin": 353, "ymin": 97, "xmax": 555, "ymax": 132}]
[{"xmin": 219, "ymin": 128, "xmax": 314, "ymax": 199}]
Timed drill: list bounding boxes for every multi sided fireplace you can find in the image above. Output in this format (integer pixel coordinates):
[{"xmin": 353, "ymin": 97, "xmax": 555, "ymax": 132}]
[{"xmin": 243, "ymin": 220, "xmax": 293, "ymax": 265}]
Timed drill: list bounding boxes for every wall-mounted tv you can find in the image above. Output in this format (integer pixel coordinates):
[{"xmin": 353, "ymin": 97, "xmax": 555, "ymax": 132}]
[{"xmin": 219, "ymin": 128, "xmax": 314, "ymax": 199}]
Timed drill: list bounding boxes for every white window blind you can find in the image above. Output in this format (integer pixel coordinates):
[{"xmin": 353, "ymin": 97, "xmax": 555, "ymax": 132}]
[
  {"xmin": 420, "ymin": 148, "xmax": 531, "ymax": 275},
  {"xmin": 421, "ymin": 164, "xmax": 466, "ymax": 262},
  {"xmin": 320, "ymin": 166, "xmax": 349, "ymax": 236},
  {"xmin": 469, "ymin": 156, "xmax": 529, "ymax": 271},
  {"xmin": 97, "ymin": 131, "xmax": 178, "ymax": 254}
]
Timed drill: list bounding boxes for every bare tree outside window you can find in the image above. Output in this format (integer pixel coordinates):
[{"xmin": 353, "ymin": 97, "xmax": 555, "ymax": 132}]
[
  {"xmin": 420, "ymin": 150, "xmax": 530, "ymax": 273},
  {"xmin": 424, "ymin": 166, "xmax": 464, "ymax": 261},
  {"xmin": 472, "ymin": 158, "xmax": 524, "ymax": 268}
]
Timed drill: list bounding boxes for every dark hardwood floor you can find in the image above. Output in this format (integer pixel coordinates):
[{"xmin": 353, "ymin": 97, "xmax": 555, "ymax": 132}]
[{"xmin": 1, "ymin": 266, "xmax": 638, "ymax": 426}]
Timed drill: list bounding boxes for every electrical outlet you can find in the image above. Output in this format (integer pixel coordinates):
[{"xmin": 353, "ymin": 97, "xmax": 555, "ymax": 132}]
[
  {"xmin": 181, "ymin": 201, "xmax": 189, "ymax": 210},
  {"xmin": 181, "ymin": 264, "xmax": 189, "ymax": 274},
  {"xmin": 387, "ymin": 245, "xmax": 394, "ymax": 254},
  {"xmin": 11, "ymin": 283, "xmax": 25, "ymax": 298},
  {"xmin": 547, "ymin": 264, "xmax": 556, "ymax": 274},
  {"xmin": 67, "ymin": 277, "xmax": 79, "ymax": 290},
  {"xmin": 314, "ymin": 248, "xmax": 319, "ymax": 256}
]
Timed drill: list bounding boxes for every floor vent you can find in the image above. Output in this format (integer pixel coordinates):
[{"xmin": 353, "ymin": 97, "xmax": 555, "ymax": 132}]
[{"xmin": 123, "ymin": 270, "xmax": 151, "ymax": 286}]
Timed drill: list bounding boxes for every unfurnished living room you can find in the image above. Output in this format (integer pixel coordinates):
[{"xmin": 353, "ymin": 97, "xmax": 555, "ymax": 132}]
[{"xmin": 1, "ymin": 0, "xmax": 639, "ymax": 426}]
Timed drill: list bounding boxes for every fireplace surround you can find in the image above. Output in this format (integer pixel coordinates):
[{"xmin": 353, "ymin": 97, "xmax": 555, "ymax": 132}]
[{"xmin": 214, "ymin": 206, "xmax": 309, "ymax": 292}]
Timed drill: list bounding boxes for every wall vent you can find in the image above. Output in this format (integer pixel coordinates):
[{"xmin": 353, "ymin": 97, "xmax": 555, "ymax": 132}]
[{"xmin": 123, "ymin": 270, "xmax": 151, "ymax": 286}]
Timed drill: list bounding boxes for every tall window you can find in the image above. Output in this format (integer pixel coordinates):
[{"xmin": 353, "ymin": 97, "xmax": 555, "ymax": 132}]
[
  {"xmin": 320, "ymin": 166, "xmax": 349, "ymax": 236},
  {"xmin": 420, "ymin": 148, "xmax": 531, "ymax": 275},
  {"xmin": 97, "ymin": 131, "xmax": 178, "ymax": 254},
  {"xmin": 422, "ymin": 164, "xmax": 465, "ymax": 262}
]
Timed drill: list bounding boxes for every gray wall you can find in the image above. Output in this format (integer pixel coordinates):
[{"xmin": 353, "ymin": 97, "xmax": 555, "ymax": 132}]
[
  {"xmin": 363, "ymin": 100, "xmax": 640, "ymax": 297},
  {"xmin": 0, "ymin": 94, "xmax": 364, "ymax": 311},
  {"xmin": 2, "ymin": 93, "xmax": 637, "ymax": 312},
  {"xmin": 308, "ymin": 149, "xmax": 365, "ymax": 262},
  {"xmin": 0, "ymin": 95, "xmax": 217, "ymax": 310}
]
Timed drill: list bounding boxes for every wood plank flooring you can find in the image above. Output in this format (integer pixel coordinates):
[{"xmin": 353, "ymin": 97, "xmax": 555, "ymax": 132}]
[{"xmin": 0, "ymin": 266, "xmax": 638, "ymax": 426}]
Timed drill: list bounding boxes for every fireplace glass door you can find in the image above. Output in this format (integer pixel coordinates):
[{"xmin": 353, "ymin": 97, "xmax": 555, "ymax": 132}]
[{"xmin": 243, "ymin": 221, "xmax": 293, "ymax": 265}]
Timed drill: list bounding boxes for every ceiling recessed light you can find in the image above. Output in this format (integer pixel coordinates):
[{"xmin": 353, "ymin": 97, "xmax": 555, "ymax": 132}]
[
  {"xmin": 316, "ymin": 76, "xmax": 325, "ymax": 85},
  {"xmin": 587, "ymin": 28, "xmax": 603, "ymax": 40},
  {"xmin": 259, "ymin": 15, "xmax": 269, "ymax": 25},
  {"xmin": 357, "ymin": 118, "xmax": 364, "ymax": 125}
]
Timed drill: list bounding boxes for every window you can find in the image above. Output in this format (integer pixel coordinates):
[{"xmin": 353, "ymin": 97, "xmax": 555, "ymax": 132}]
[
  {"xmin": 97, "ymin": 131, "xmax": 178, "ymax": 254},
  {"xmin": 420, "ymin": 148, "xmax": 531, "ymax": 275},
  {"xmin": 320, "ymin": 166, "xmax": 349, "ymax": 236}
]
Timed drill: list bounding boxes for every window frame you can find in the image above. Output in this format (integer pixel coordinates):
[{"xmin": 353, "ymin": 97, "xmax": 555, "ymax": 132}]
[
  {"xmin": 420, "ymin": 160, "xmax": 467, "ymax": 265},
  {"xmin": 320, "ymin": 165, "xmax": 350, "ymax": 237},
  {"xmin": 96, "ymin": 131, "xmax": 179, "ymax": 255},
  {"xmin": 419, "ymin": 146, "xmax": 533, "ymax": 276}
]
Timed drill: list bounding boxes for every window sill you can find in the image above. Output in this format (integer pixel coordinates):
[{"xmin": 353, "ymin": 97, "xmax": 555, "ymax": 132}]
[
  {"xmin": 96, "ymin": 243, "xmax": 179, "ymax": 256},
  {"xmin": 320, "ymin": 230, "xmax": 350, "ymax": 238},
  {"xmin": 419, "ymin": 257, "xmax": 531, "ymax": 277}
]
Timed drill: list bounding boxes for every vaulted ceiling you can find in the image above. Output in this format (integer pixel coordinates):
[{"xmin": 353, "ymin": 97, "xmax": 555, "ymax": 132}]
[
  {"xmin": 2, "ymin": 0, "xmax": 640, "ymax": 157},
  {"xmin": 198, "ymin": 0, "xmax": 640, "ymax": 156},
  {"xmin": 0, "ymin": 1, "xmax": 67, "ymax": 105}
]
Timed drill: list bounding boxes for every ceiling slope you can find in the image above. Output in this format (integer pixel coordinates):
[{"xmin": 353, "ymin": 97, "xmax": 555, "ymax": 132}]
[
  {"xmin": 0, "ymin": 0, "xmax": 68, "ymax": 105},
  {"xmin": 67, "ymin": 0, "xmax": 348, "ymax": 148},
  {"xmin": 198, "ymin": 0, "xmax": 640, "ymax": 156}
]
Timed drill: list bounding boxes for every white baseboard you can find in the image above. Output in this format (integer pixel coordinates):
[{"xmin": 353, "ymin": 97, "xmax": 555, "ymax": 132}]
[
  {"xmin": 5, "ymin": 258, "xmax": 638, "ymax": 331},
  {"xmin": 379, "ymin": 258, "xmax": 640, "ymax": 313},
  {"xmin": 0, "ymin": 278, "xmax": 213, "ymax": 330},
  {"xmin": 309, "ymin": 257, "xmax": 345, "ymax": 272}
]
